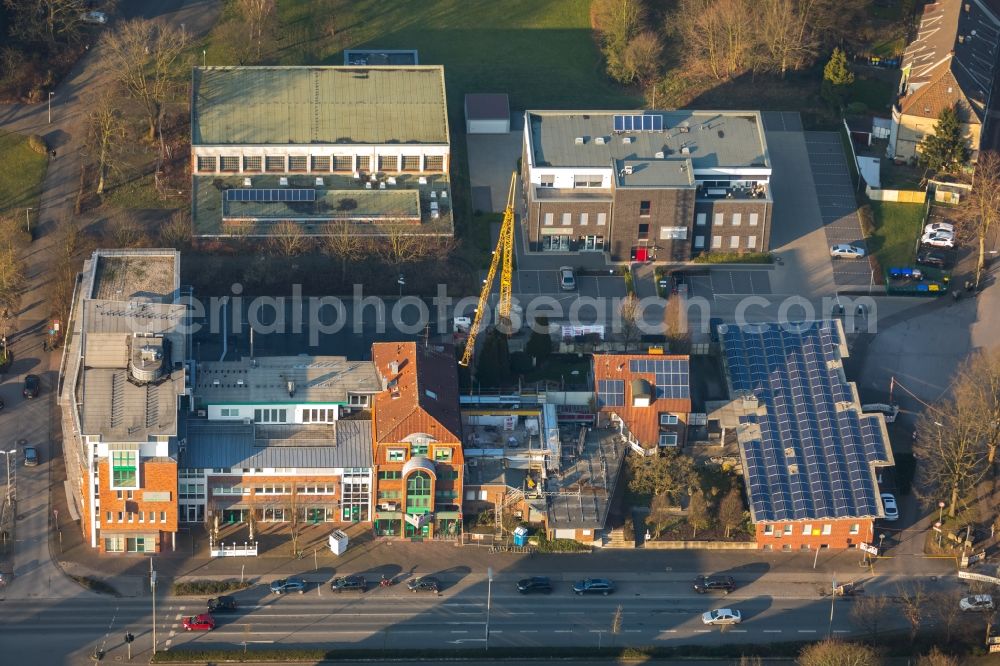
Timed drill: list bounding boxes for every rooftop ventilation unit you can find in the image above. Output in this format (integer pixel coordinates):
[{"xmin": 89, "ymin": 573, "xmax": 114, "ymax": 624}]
[
  {"xmin": 623, "ymin": 165, "xmax": 634, "ymax": 175},
  {"xmin": 389, "ymin": 360, "xmax": 399, "ymax": 374},
  {"xmin": 595, "ymin": 136, "xmax": 606, "ymax": 145},
  {"xmin": 622, "ymin": 137, "xmax": 634, "ymax": 144},
  {"xmin": 681, "ymin": 146, "xmax": 691, "ymax": 155},
  {"xmin": 655, "ymin": 151, "xmax": 665, "ymax": 159},
  {"xmin": 287, "ymin": 380, "xmax": 296, "ymax": 397},
  {"xmin": 575, "ymin": 136, "xmax": 585, "ymax": 145}
]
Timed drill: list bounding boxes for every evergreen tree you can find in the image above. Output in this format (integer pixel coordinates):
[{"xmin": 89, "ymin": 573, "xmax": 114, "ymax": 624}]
[
  {"xmin": 918, "ymin": 104, "xmax": 970, "ymax": 174},
  {"xmin": 821, "ymin": 48, "xmax": 854, "ymax": 107}
]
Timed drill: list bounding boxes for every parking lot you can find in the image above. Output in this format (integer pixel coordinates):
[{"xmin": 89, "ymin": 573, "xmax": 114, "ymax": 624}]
[
  {"xmin": 805, "ymin": 132, "xmax": 873, "ymax": 286},
  {"xmin": 511, "ymin": 268, "xmax": 627, "ymax": 299},
  {"xmin": 679, "ymin": 269, "xmax": 774, "ymax": 300}
]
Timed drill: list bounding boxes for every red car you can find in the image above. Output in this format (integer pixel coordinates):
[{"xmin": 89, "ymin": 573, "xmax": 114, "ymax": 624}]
[{"xmin": 182, "ymin": 614, "xmax": 215, "ymax": 631}]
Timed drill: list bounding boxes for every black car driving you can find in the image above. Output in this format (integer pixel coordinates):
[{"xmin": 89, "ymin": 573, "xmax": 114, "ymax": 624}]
[
  {"xmin": 22, "ymin": 374, "xmax": 40, "ymax": 399},
  {"xmin": 207, "ymin": 595, "xmax": 238, "ymax": 612},
  {"xmin": 516, "ymin": 576, "xmax": 553, "ymax": 594},
  {"xmin": 693, "ymin": 575, "xmax": 736, "ymax": 594},
  {"xmin": 407, "ymin": 576, "xmax": 440, "ymax": 594}
]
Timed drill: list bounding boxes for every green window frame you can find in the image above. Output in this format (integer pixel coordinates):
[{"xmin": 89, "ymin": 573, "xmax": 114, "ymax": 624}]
[
  {"xmin": 378, "ymin": 471, "xmax": 401, "ymax": 480},
  {"xmin": 387, "ymin": 448, "xmax": 406, "ymax": 462},
  {"xmin": 434, "ymin": 447, "xmax": 452, "ymax": 462},
  {"xmin": 405, "ymin": 471, "xmax": 432, "ymax": 515},
  {"xmin": 112, "ymin": 450, "xmax": 138, "ymax": 488},
  {"xmin": 411, "ymin": 444, "xmax": 428, "ymax": 456}
]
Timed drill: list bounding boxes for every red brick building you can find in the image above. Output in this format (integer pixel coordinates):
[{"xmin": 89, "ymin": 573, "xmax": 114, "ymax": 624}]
[{"xmin": 371, "ymin": 342, "xmax": 463, "ymax": 538}]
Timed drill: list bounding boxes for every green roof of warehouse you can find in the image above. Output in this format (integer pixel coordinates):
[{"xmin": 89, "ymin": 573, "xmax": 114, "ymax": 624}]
[{"xmin": 191, "ymin": 66, "xmax": 449, "ymax": 146}]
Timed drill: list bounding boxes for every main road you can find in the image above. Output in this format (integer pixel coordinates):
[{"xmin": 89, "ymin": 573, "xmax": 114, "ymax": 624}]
[{"xmin": 0, "ymin": 571, "xmax": 917, "ymax": 664}]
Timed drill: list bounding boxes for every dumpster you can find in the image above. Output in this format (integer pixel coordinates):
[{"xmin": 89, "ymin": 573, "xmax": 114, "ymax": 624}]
[{"xmin": 328, "ymin": 529, "xmax": 349, "ymax": 555}]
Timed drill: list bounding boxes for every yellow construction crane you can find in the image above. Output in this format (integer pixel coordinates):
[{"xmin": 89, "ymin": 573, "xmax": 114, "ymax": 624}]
[{"xmin": 459, "ymin": 171, "xmax": 517, "ymax": 367}]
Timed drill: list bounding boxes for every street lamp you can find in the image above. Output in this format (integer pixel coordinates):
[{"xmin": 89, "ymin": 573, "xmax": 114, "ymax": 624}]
[
  {"xmin": 485, "ymin": 566, "xmax": 493, "ymax": 649},
  {"xmin": 150, "ymin": 561, "xmax": 158, "ymax": 655},
  {"xmin": 0, "ymin": 449, "xmax": 15, "ymax": 506},
  {"xmin": 48, "ymin": 92, "xmax": 54, "ymax": 124},
  {"xmin": 202, "ymin": 50, "xmax": 206, "ymax": 68},
  {"xmin": 878, "ymin": 533, "xmax": 886, "ymax": 557},
  {"xmin": 938, "ymin": 500, "xmax": 946, "ymax": 525},
  {"xmin": 398, "ymin": 274, "xmax": 405, "ymax": 298},
  {"xmin": 25, "ymin": 208, "xmax": 31, "ymax": 233},
  {"xmin": 935, "ymin": 521, "xmax": 943, "ymax": 547}
]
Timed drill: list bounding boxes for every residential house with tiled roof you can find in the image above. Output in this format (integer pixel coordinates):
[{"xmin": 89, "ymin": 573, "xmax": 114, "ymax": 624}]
[
  {"xmin": 371, "ymin": 342, "xmax": 463, "ymax": 538},
  {"xmin": 890, "ymin": 0, "xmax": 998, "ymax": 161},
  {"xmin": 592, "ymin": 353, "xmax": 692, "ymax": 456}
]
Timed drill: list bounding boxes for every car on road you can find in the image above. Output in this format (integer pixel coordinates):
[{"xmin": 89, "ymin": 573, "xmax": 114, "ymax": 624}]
[
  {"xmin": 916, "ymin": 249, "xmax": 953, "ymax": 269},
  {"xmin": 559, "ymin": 266, "xmax": 576, "ymax": 291},
  {"xmin": 182, "ymin": 614, "xmax": 215, "ymax": 631},
  {"xmin": 80, "ymin": 11, "xmax": 108, "ymax": 24},
  {"xmin": 960, "ymin": 594, "xmax": 994, "ymax": 612},
  {"xmin": 23, "ymin": 446, "xmax": 38, "ymax": 467},
  {"xmin": 330, "ymin": 575, "xmax": 367, "ymax": 593},
  {"xmin": 517, "ymin": 576, "xmax": 553, "ymax": 594},
  {"xmin": 924, "ymin": 222, "xmax": 955, "ymax": 235},
  {"xmin": 881, "ymin": 493, "xmax": 899, "ymax": 521},
  {"xmin": 702, "ymin": 608, "xmax": 742, "ymax": 625},
  {"xmin": 830, "ymin": 244, "xmax": 866, "ymax": 259},
  {"xmin": 270, "ymin": 577, "xmax": 307, "ymax": 594},
  {"xmin": 207, "ymin": 596, "xmax": 238, "ymax": 612},
  {"xmin": 921, "ymin": 232, "xmax": 955, "ymax": 248},
  {"xmin": 407, "ymin": 576, "xmax": 441, "ymax": 594},
  {"xmin": 693, "ymin": 575, "xmax": 736, "ymax": 594},
  {"xmin": 572, "ymin": 578, "xmax": 615, "ymax": 596},
  {"xmin": 22, "ymin": 375, "xmax": 40, "ymax": 399}
]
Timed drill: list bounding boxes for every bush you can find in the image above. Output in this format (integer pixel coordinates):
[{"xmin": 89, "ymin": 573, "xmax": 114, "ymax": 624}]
[
  {"xmin": 172, "ymin": 579, "xmax": 252, "ymax": 595},
  {"xmin": 70, "ymin": 575, "xmax": 119, "ymax": 596},
  {"xmin": 27, "ymin": 134, "xmax": 47, "ymax": 155},
  {"xmin": 693, "ymin": 251, "xmax": 773, "ymax": 264}
]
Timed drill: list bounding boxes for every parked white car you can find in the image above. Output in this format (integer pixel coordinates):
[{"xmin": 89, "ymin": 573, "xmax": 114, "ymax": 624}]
[
  {"xmin": 924, "ymin": 222, "xmax": 954, "ymax": 235},
  {"xmin": 861, "ymin": 403, "xmax": 899, "ymax": 423},
  {"xmin": 881, "ymin": 493, "xmax": 899, "ymax": 521},
  {"xmin": 921, "ymin": 233, "xmax": 955, "ymax": 248},
  {"xmin": 830, "ymin": 244, "xmax": 866, "ymax": 259},
  {"xmin": 702, "ymin": 608, "xmax": 742, "ymax": 625},
  {"xmin": 960, "ymin": 595, "xmax": 994, "ymax": 612}
]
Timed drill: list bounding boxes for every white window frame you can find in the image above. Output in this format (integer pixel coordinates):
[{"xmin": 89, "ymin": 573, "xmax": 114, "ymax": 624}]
[
  {"xmin": 659, "ymin": 413, "xmax": 679, "ymax": 425},
  {"xmin": 714, "ymin": 212, "xmax": 724, "ymax": 226},
  {"xmin": 712, "ymin": 235, "xmax": 722, "ymax": 249},
  {"xmin": 822, "ymin": 524, "xmax": 832, "ymax": 536},
  {"xmin": 783, "ymin": 524, "xmax": 793, "ymax": 535},
  {"xmin": 763, "ymin": 524, "xmax": 774, "ymax": 536},
  {"xmin": 696, "ymin": 212, "xmax": 707, "ymax": 226},
  {"xmin": 544, "ymin": 213, "xmax": 554, "ymax": 226},
  {"xmin": 747, "ymin": 235, "xmax": 757, "ymax": 249},
  {"xmin": 694, "ymin": 235, "xmax": 705, "ymax": 249},
  {"xmin": 802, "ymin": 523, "xmax": 812, "ymax": 536},
  {"xmin": 562, "ymin": 213, "xmax": 572, "ymax": 226},
  {"xmin": 597, "ymin": 213, "xmax": 607, "ymax": 226},
  {"xmin": 539, "ymin": 175, "xmax": 555, "ymax": 188},
  {"xmin": 749, "ymin": 212, "xmax": 759, "ymax": 226},
  {"xmin": 730, "ymin": 236, "xmax": 740, "ymax": 249},
  {"xmin": 658, "ymin": 433, "xmax": 678, "ymax": 447},
  {"xmin": 849, "ymin": 523, "xmax": 860, "ymax": 535},
  {"xmin": 732, "ymin": 213, "xmax": 742, "ymax": 226},
  {"xmin": 580, "ymin": 213, "xmax": 588, "ymax": 226}
]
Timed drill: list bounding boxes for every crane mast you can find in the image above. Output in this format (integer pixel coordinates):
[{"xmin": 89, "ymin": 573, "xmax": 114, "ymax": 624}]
[{"xmin": 459, "ymin": 171, "xmax": 517, "ymax": 367}]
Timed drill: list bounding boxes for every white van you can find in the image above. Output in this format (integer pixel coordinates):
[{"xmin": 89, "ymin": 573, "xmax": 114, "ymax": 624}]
[{"xmin": 861, "ymin": 403, "xmax": 899, "ymax": 423}]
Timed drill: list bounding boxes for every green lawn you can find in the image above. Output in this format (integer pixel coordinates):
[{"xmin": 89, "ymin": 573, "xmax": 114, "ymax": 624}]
[
  {"xmin": 847, "ymin": 74, "xmax": 897, "ymax": 113},
  {"xmin": 210, "ymin": 1, "xmax": 639, "ymax": 112},
  {"xmin": 100, "ymin": 173, "xmax": 186, "ymax": 211},
  {"xmin": 868, "ymin": 201, "xmax": 926, "ymax": 270},
  {"xmin": 0, "ymin": 131, "xmax": 48, "ymax": 217}
]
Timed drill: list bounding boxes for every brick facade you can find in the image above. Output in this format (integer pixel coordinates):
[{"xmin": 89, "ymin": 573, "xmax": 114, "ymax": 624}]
[
  {"xmin": 610, "ymin": 188, "xmax": 696, "ymax": 262},
  {"xmin": 693, "ymin": 200, "xmax": 772, "ymax": 256},
  {"xmin": 755, "ymin": 518, "xmax": 875, "ymax": 551},
  {"xmin": 94, "ymin": 459, "xmax": 178, "ymax": 554},
  {"xmin": 526, "ymin": 199, "xmax": 613, "ymax": 254}
]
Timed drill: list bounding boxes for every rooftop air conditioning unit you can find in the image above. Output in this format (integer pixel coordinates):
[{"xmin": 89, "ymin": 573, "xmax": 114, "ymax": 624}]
[
  {"xmin": 623, "ymin": 165, "xmax": 634, "ymax": 175},
  {"xmin": 196, "ymin": 409, "xmax": 207, "ymax": 418},
  {"xmin": 575, "ymin": 136, "xmax": 585, "ymax": 145},
  {"xmin": 655, "ymin": 151, "xmax": 665, "ymax": 159},
  {"xmin": 622, "ymin": 137, "xmax": 634, "ymax": 144},
  {"xmin": 681, "ymin": 146, "xmax": 691, "ymax": 155},
  {"xmin": 595, "ymin": 136, "xmax": 606, "ymax": 145}
]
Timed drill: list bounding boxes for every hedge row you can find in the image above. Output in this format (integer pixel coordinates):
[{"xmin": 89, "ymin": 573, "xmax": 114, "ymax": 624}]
[{"xmin": 171, "ymin": 579, "xmax": 252, "ymax": 596}]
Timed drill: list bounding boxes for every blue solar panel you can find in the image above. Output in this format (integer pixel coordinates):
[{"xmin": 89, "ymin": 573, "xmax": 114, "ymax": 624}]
[
  {"xmin": 652, "ymin": 115, "xmax": 663, "ymax": 131},
  {"xmin": 613, "ymin": 115, "xmax": 625, "ymax": 132},
  {"xmin": 722, "ymin": 322, "xmax": 884, "ymax": 521},
  {"xmin": 225, "ymin": 188, "xmax": 316, "ymax": 203},
  {"xmin": 629, "ymin": 359, "xmax": 690, "ymax": 399},
  {"xmin": 597, "ymin": 379, "xmax": 624, "ymax": 407}
]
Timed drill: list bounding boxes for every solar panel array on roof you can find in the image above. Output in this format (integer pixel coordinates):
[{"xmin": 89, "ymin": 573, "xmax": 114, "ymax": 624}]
[
  {"xmin": 613, "ymin": 114, "xmax": 663, "ymax": 133},
  {"xmin": 629, "ymin": 358, "xmax": 689, "ymax": 399},
  {"xmin": 721, "ymin": 323, "xmax": 888, "ymax": 522},
  {"xmin": 225, "ymin": 189, "xmax": 317, "ymax": 202},
  {"xmin": 597, "ymin": 379, "xmax": 624, "ymax": 407}
]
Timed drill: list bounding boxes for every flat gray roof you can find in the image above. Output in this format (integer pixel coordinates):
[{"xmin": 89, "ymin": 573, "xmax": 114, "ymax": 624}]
[
  {"xmin": 465, "ymin": 94, "xmax": 509, "ymax": 120},
  {"xmin": 91, "ymin": 250, "xmax": 179, "ymax": 302},
  {"xmin": 191, "ymin": 66, "xmax": 449, "ymax": 146},
  {"xmin": 527, "ymin": 110, "xmax": 769, "ymax": 171},
  {"xmin": 181, "ymin": 419, "xmax": 373, "ymax": 469},
  {"xmin": 195, "ymin": 356, "xmax": 380, "ymax": 406},
  {"xmin": 81, "ymin": 367, "xmax": 184, "ymax": 440},
  {"xmin": 616, "ymin": 158, "xmax": 694, "ymax": 188}
]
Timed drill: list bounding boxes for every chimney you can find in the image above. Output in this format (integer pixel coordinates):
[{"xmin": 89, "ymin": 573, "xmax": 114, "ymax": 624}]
[
  {"xmin": 287, "ymin": 380, "xmax": 296, "ymax": 397},
  {"xmin": 389, "ymin": 360, "xmax": 400, "ymax": 375}
]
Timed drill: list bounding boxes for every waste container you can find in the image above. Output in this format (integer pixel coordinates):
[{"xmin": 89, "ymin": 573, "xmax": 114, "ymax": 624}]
[
  {"xmin": 328, "ymin": 529, "xmax": 349, "ymax": 555},
  {"xmin": 513, "ymin": 526, "xmax": 529, "ymax": 547}
]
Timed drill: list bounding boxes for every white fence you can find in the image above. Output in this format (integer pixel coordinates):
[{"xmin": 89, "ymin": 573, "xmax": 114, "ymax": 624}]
[{"xmin": 210, "ymin": 540, "xmax": 259, "ymax": 557}]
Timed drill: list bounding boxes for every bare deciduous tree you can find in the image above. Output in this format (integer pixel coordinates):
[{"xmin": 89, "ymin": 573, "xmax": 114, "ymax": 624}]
[
  {"xmin": 269, "ymin": 221, "xmax": 310, "ymax": 256},
  {"xmin": 757, "ymin": 0, "xmax": 819, "ymax": 76},
  {"xmin": 963, "ymin": 150, "xmax": 1000, "ymax": 289},
  {"xmin": 619, "ymin": 293, "xmax": 640, "ymax": 351},
  {"xmin": 83, "ymin": 92, "xmax": 126, "ymax": 194},
  {"xmin": 213, "ymin": 18, "xmax": 257, "ymax": 66},
  {"xmin": 101, "ymin": 18, "xmax": 190, "ymax": 141},
  {"xmin": 237, "ymin": 0, "xmax": 277, "ymax": 61},
  {"xmin": 718, "ymin": 486, "xmax": 744, "ymax": 537},
  {"xmin": 664, "ymin": 294, "xmax": 690, "ymax": 353},
  {"xmin": 686, "ymin": 487, "xmax": 711, "ymax": 538},
  {"xmin": 953, "ymin": 347, "xmax": 1000, "ymax": 468},
  {"xmin": 913, "ymin": 388, "xmax": 990, "ymax": 517},
  {"xmin": 896, "ymin": 581, "xmax": 927, "ymax": 641},
  {"xmin": 4, "ymin": 0, "xmax": 88, "ymax": 46},
  {"xmin": 930, "ymin": 589, "xmax": 965, "ymax": 645},
  {"xmin": 159, "ymin": 210, "xmax": 192, "ymax": 250},
  {"xmin": 592, "ymin": 0, "xmax": 648, "ymax": 82},
  {"xmin": 849, "ymin": 594, "xmax": 889, "ymax": 642},
  {"xmin": 107, "ymin": 210, "xmax": 147, "ymax": 248},
  {"xmin": 321, "ymin": 223, "xmax": 372, "ymax": 282},
  {"xmin": 374, "ymin": 226, "xmax": 452, "ymax": 266},
  {"xmin": 647, "ymin": 491, "xmax": 675, "ymax": 539},
  {"xmin": 915, "ymin": 648, "xmax": 960, "ymax": 666},
  {"xmin": 798, "ymin": 639, "xmax": 881, "ymax": 666},
  {"xmin": 673, "ymin": 0, "xmax": 756, "ymax": 81},
  {"xmin": 623, "ymin": 31, "xmax": 663, "ymax": 88}
]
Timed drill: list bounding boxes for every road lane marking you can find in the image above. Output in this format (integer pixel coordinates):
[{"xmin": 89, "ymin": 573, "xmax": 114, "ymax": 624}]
[
  {"xmin": 763, "ymin": 629, "xmax": 782, "ymax": 633},
  {"xmin": 554, "ymin": 630, "xmax": 573, "ymax": 633},
  {"xmin": 729, "ymin": 629, "xmax": 747, "ymax": 633},
  {"xmin": 507, "ymin": 612, "xmax": 535, "ymax": 615},
  {"xmin": 798, "ymin": 629, "xmax": 817, "ymax": 633},
  {"xmin": 561, "ymin": 611, "xmax": 584, "ymax": 615},
  {"xmin": 695, "ymin": 629, "xmax": 711, "ymax": 633},
  {"xmin": 451, "ymin": 630, "xmax": 468, "ymax": 634},
  {"xmin": 625, "ymin": 629, "xmax": 642, "ymax": 633},
  {"xmin": 833, "ymin": 630, "xmax": 850, "ymax": 634},
  {"xmin": 520, "ymin": 630, "xmax": 538, "ymax": 633},
  {"xmin": 492, "ymin": 630, "xmax": 503, "ymax": 634}
]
